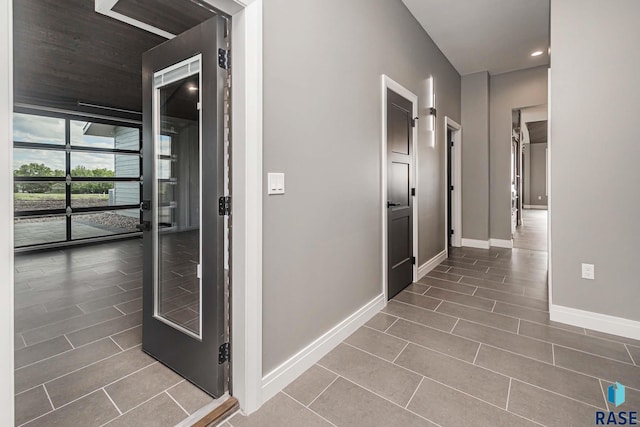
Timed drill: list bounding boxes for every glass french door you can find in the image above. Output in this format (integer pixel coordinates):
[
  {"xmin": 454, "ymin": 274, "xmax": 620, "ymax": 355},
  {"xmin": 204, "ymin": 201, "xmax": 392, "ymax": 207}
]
[{"xmin": 141, "ymin": 15, "xmax": 228, "ymax": 398}]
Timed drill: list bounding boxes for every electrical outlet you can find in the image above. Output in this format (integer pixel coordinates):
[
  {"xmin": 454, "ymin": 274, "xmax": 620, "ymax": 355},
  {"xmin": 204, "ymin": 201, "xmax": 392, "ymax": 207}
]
[{"xmin": 581, "ymin": 263, "xmax": 595, "ymax": 280}]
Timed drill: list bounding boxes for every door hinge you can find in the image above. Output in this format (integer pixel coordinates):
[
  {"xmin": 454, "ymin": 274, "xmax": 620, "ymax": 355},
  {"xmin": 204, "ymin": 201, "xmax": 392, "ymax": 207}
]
[
  {"xmin": 411, "ymin": 117, "xmax": 418, "ymax": 128},
  {"xmin": 218, "ymin": 342, "xmax": 230, "ymax": 364},
  {"xmin": 429, "ymin": 107, "xmax": 437, "ymax": 117},
  {"xmin": 140, "ymin": 200, "xmax": 151, "ymax": 211},
  {"xmin": 218, "ymin": 196, "xmax": 231, "ymax": 216},
  {"xmin": 411, "ymin": 256, "xmax": 416, "ymax": 265},
  {"xmin": 218, "ymin": 48, "xmax": 230, "ymax": 69},
  {"xmin": 450, "ymin": 140, "xmax": 454, "ymax": 147},
  {"xmin": 450, "ymin": 185, "xmax": 454, "ymax": 191},
  {"xmin": 411, "ymin": 188, "xmax": 416, "ymax": 196},
  {"xmin": 450, "ymin": 229, "xmax": 454, "ymax": 235}
]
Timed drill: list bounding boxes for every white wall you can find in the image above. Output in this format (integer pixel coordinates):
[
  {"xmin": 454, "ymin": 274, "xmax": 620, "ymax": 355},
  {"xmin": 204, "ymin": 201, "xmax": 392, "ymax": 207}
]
[
  {"xmin": 0, "ymin": 0, "xmax": 14, "ymax": 425},
  {"xmin": 550, "ymin": 0, "xmax": 640, "ymax": 324}
]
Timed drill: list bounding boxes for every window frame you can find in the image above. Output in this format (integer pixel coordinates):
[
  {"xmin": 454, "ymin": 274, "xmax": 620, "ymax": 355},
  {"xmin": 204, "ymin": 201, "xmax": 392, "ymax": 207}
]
[{"xmin": 13, "ymin": 107, "xmax": 143, "ymax": 248}]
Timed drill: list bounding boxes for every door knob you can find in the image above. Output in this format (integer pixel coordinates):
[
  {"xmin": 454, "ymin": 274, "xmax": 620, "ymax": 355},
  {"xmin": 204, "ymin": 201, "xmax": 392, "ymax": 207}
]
[{"xmin": 387, "ymin": 201, "xmax": 401, "ymax": 208}]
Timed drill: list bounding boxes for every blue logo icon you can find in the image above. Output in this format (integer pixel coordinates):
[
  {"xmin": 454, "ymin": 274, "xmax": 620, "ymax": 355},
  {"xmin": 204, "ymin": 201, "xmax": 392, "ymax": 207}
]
[{"xmin": 608, "ymin": 382, "xmax": 626, "ymax": 407}]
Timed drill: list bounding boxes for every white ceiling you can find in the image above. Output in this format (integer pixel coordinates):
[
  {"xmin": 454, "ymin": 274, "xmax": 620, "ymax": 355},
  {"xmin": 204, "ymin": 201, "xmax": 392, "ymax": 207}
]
[{"xmin": 402, "ymin": 0, "xmax": 549, "ymax": 76}]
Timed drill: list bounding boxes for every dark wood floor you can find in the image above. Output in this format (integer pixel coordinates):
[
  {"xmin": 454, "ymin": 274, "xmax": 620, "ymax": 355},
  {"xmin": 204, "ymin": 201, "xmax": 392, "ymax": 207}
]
[{"xmin": 14, "ymin": 238, "xmax": 213, "ymax": 426}]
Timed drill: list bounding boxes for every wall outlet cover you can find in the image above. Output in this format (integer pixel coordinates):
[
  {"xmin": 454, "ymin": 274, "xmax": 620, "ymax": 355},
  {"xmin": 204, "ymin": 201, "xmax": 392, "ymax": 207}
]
[{"xmin": 581, "ymin": 263, "xmax": 595, "ymax": 280}]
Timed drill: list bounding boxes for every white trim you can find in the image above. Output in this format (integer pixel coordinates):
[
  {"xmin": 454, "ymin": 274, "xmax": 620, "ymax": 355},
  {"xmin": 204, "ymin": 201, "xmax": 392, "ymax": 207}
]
[
  {"xmin": 227, "ymin": 0, "xmax": 263, "ymax": 415},
  {"xmin": 381, "ymin": 75, "xmax": 419, "ymax": 300},
  {"xmin": 489, "ymin": 238, "xmax": 514, "ymax": 249},
  {"xmin": 461, "ymin": 238, "xmax": 490, "ymax": 249},
  {"xmin": 261, "ymin": 294, "xmax": 385, "ymax": 403},
  {"xmin": 523, "ymin": 205, "xmax": 548, "ymax": 210},
  {"xmin": 550, "ymin": 305, "xmax": 640, "ymax": 341},
  {"xmin": 418, "ymin": 250, "xmax": 447, "ymax": 280},
  {"xmin": 0, "ymin": 1, "xmax": 13, "ymax": 425},
  {"xmin": 547, "ymin": 69, "xmax": 553, "ymax": 310},
  {"xmin": 445, "ymin": 117, "xmax": 462, "ymax": 248}
]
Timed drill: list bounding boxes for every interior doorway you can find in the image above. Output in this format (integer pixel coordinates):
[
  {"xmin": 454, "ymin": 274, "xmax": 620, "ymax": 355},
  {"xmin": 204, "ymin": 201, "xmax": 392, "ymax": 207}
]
[
  {"xmin": 512, "ymin": 105, "xmax": 548, "ymax": 251},
  {"xmin": 445, "ymin": 117, "xmax": 462, "ymax": 249},
  {"xmin": 381, "ymin": 76, "xmax": 419, "ymax": 301}
]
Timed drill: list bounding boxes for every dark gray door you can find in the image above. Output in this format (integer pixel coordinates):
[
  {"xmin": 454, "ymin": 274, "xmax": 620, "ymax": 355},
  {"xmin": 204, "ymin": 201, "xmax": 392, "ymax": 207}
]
[
  {"xmin": 140, "ymin": 16, "xmax": 228, "ymax": 397},
  {"xmin": 447, "ymin": 128, "xmax": 453, "ymax": 247},
  {"xmin": 387, "ymin": 89, "xmax": 414, "ymax": 300}
]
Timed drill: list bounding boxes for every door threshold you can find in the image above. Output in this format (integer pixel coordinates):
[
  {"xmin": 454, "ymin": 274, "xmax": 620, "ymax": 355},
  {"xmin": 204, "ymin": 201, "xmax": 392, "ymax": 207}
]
[{"xmin": 175, "ymin": 394, "xmax": 239, "ymax": 427}]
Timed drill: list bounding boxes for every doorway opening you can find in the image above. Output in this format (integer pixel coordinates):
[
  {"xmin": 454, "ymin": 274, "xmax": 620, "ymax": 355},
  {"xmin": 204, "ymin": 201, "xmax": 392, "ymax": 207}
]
[
  {"xmin": 512, "ymin": 105, "xmax": 548, "ymax": 251},
  {"xmin": 10, "ymin": 2, "xmax": 245, "ymax": 425},
  {"xmin": 445, "ymin": 117, "xmax": 462, "ymax": 250}
]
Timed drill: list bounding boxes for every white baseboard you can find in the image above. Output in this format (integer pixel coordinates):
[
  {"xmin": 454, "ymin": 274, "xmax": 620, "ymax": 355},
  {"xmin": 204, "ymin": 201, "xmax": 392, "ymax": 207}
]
[
  {"xmin": 550, "ymin": 304, "xmax": 640, "ymax": 341},
  {"xmin": 524, "ymin": 205, "xmax": 548, "ymax": 210},
  {"xmin": 489, "ymin": 238, "xmax": 513, "ymax": 249},
  {"xmin": 418, "ymin": 250, "xmax": 447, "ymax": 280},
  {"xmin": 261, "ymin": 293, "xmax": 385, "ymax": 403},
  {"xmin": 461, "ymin": 238, "xmax": 490, "ymax": 249}
]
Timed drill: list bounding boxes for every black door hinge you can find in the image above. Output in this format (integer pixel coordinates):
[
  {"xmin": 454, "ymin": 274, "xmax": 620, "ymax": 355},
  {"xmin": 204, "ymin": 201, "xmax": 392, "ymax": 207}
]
[
  {"xmin": 218, "ymin": 48, "xmax": 230, "ymax": 69},
  {"xmin": 450, "ymin": 185, "xmax": 454, "ymax": 191},
  {"xmin": 450, "ymin": 229, "xmax": 454, "ymax": 235},
  {"xmin": 218, "ymin": 196, "xmax": 231, "ymax": 216},
  {"xmin": 429, "ymin": 107, "xmax": 437, "ymax": 117},
  {"xmin": 411, "ymin": 117, "xmax": 418, "ymax": 128},
  {"xmin": 450, "ymin": 140, "xmax": 454, "ymax": 147},
  {"xmin": 411, "ymin": 256, "xmax": 416, "ymax": 265},
  {"xmin": 218, "ymin": 342, "xmax": 230, "ymax": 364},
  {"xmin": 411, "ymin": 188, "xmax": 416, "ymax": 196}
]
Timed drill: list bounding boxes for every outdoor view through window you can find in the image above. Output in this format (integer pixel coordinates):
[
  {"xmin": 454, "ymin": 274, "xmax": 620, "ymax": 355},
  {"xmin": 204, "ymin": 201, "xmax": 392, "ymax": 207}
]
[{"xmin": 13, "ymin": 112, "xmax": 141, "ymax": 247}]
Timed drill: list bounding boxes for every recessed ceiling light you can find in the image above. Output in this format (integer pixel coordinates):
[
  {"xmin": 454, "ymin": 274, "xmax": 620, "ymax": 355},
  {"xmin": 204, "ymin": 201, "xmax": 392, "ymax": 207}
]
[{"xmin": 531, "ymin": 50, "xmax": 544, "ymax": 57}]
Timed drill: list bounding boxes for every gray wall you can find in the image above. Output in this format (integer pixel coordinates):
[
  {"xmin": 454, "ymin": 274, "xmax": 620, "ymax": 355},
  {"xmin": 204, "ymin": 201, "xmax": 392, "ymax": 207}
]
[
  {"xmin": 550, "ymin": 0, "xmax": 640, "ymax": 321},
  {"xmin": 461, "ymin": 72, "xmax": 489, "ymax": 241},
  {"xmin": 529, "ymin": 143, "xmax": 547, "ymax": 206},
  {"xmin": 262, "ymin": 0, "xmax": 461, "ymax": 374},
  {"xmin": 489, "ymin": 66, "xmax": 547, "ymax": 240}
]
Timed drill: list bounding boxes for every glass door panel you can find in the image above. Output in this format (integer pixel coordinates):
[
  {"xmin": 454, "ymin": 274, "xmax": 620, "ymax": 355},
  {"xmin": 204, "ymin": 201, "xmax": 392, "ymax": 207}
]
[{"xmin": 154, "ymin": 62, "xmax": 202, "ymax": 338}]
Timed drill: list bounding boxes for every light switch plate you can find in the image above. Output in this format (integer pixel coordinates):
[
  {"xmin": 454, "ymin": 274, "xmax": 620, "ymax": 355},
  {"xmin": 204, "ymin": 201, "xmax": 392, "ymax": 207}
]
[{"xmin": 268, "ymin": 173, "xmax": 285, "ymax": 195}]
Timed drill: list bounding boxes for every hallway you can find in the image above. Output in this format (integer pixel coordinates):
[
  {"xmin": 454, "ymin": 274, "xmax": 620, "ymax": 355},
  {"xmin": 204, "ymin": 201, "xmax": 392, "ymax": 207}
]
[
  {"xmin": 229, "ymin": 245, "xmax": 640, "ymax": 427},
  {"xmin": 514, "ymin": 209, "xmax": 548, "ymax": 252}
]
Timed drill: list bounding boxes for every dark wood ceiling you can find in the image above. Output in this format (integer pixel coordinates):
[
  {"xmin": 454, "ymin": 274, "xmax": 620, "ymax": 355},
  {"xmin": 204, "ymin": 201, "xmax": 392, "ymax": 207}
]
[
  {"xmin": 13, "ymin": 0, "xmax": 214, "ymax": 115},
  {"xmin": 114, "ymin": 0, "xmax": 215, "ymax": 36}
]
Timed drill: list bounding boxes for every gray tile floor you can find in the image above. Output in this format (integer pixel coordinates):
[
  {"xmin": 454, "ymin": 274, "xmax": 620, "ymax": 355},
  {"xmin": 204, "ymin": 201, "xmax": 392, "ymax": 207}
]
[
  {"xmin": 228, "ymin": 213, "xmax": 640, "ymax": 427},
  {"xmin": 514, "ymin": 209, "xmax": 547, "ymax": 251},
  {"xmin": 14, "ymin": 239, "xmax": 214, "ymax": 426}
]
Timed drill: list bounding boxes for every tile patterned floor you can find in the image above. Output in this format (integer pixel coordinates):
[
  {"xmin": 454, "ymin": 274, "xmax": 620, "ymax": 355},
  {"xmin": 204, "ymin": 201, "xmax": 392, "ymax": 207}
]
[
  {"xmin": 15, "ymin": 215, "xmax": 640, "ymax": 426},
  {"xmin": 228, "ymin": 242, "xmax": 640, "ymax": 424},
  {"xmin": 514, "ymin": 209, "xmax": 547, "ymax": 251},
  {"xmin": 14, "ymin": 239, "xmax": 214, "ymax": 426}
]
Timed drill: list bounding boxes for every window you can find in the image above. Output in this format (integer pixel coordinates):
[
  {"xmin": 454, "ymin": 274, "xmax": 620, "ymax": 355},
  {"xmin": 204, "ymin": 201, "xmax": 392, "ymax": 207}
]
[{"xmin": 13, "ymin": 109, "xmax": 142, "ymax": 248}]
